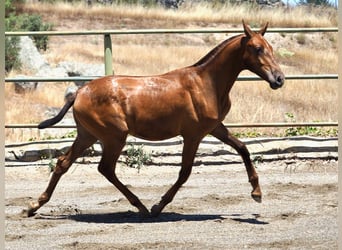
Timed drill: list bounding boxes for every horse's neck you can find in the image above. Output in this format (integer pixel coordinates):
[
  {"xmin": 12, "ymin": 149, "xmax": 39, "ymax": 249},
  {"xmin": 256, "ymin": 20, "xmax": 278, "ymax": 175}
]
[{"xmin": 201, "ymin": 38, "xmax": 244, "ymax": 100}]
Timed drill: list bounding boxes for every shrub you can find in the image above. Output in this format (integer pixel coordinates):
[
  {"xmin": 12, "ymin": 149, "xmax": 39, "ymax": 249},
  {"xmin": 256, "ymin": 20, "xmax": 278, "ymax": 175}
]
[
  {"xmin": 19, "ymin": 14, "xmax": 52, "ymax": 51},
  {"xmin": 5, "ymin": 0, "xmax": 53, "ymax": 72},
  {"xmin": 283, "ymin": 112, "xmax": 338, "ymax": 137},
  {"xmin": 6, "ymin": 13, "xmax": 52, "ymax": 51},
  {"xmin": 5, "ymin": 35, "xmax": 21, "ymax": 72},
  {"xmin": 125, "ymin": 143, "xmax": 151, "ymax": 172}
]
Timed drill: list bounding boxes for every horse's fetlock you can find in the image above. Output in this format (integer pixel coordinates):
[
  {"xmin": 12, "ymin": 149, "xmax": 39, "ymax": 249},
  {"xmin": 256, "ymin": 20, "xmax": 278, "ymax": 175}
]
[
  {"xmin": 38, "ymin": 192, "xmax": 50, "ymax": 204},
  {"xmin": 249, "ymin": 175, "xmax": 259, "ymax": 188}
]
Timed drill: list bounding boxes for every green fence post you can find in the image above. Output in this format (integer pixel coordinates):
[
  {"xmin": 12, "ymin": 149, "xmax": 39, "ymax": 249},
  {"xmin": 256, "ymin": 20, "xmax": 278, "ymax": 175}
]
[{"xmin": 104, "ymin": 34, "xmax": 113, "ymax": 75}]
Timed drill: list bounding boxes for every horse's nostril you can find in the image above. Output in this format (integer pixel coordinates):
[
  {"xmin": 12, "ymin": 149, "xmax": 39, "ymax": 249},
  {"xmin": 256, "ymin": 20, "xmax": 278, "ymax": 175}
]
[{"xmin": 276, "ymin": 75, "xmax": 284, "ymax": 85}]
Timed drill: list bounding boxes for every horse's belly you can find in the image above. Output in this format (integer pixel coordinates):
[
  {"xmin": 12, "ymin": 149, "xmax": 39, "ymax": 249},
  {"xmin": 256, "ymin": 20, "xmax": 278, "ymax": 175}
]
[{"xmin": 129, "ymin": 119, "xmax": 180, "ymax": 141}]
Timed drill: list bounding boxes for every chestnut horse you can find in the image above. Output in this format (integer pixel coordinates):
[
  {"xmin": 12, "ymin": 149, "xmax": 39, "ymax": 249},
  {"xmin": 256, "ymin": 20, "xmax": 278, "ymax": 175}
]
[{"xmin": 27, "ymin": 21, "xmax": 284, "ymax": 217}]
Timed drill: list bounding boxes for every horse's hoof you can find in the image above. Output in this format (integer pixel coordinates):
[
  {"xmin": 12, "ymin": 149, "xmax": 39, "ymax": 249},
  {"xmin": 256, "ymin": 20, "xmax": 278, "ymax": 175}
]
[
  {"xmin": 21, "ymin": 207, "xmax": 35, "ymax": 217},
  {"xmin": 138, "ymin": 208, "xmax": 151, "ymax": 218},
  {"xmin": 24, "ymin": 201, "xmax": 39, "ymax": 217},
  {"xmin": 251, "ymin": 193, "xmax": 262, "ymax": 203},
  {"xmin": 150, "ymin": 204, "xmax": 161, "ymax": 217}
]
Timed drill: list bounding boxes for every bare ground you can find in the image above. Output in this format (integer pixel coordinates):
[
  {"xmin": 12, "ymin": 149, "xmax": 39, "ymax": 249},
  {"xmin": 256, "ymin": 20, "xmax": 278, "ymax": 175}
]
[{"xmin": 5, "ymin": 144, "xmax": 338, "ymax": 249}]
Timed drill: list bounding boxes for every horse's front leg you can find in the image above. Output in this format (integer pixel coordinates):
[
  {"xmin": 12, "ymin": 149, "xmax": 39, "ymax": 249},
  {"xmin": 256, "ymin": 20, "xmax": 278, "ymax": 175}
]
[
  {"xmin": 151, "ymin": 138, "xmax": 201, "ymax": 217},
  {"xmin": 210, "ymin": 123, "xmax": 261, "ymax": 203}
]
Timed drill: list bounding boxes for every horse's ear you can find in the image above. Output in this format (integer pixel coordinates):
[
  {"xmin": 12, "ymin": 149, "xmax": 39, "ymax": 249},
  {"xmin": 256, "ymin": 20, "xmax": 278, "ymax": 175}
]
[
  {"xmin": 259, "ymin": 22, "xmax": 269, "ymax": 36},
  {"xmin": 242, "ymin": 20, "xmax": 254, "ymax": 38}
]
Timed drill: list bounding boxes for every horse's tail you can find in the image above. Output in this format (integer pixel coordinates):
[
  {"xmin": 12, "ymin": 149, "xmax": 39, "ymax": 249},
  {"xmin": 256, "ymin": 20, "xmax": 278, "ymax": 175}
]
[{"xmin": 38, "ymin": 91, "xmax": 76, "ymax": 129}]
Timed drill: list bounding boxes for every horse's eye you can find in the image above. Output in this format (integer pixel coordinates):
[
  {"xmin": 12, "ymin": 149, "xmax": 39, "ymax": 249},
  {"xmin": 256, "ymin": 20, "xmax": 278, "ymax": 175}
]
[{"xmin": 255, "ymin": 47, "xmax": 263, "ymax": 55}]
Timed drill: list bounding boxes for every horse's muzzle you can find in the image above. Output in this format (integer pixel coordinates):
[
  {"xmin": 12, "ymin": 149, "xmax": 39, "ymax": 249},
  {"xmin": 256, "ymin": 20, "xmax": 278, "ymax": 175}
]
[{"xmin": 270, "ymin": 71, "xmax": 285, "ymax": 90}]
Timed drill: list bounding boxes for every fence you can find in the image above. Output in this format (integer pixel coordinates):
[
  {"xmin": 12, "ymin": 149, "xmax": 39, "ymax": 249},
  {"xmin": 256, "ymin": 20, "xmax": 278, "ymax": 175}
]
[{"xmin": 4, "ymin": 27, "xmax": 338, "ymax": 130}]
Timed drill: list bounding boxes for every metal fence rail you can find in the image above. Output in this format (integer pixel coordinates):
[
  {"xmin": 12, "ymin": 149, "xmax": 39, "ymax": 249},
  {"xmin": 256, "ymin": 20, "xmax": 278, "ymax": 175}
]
[
  {"xmin": 4, "ymin": 27, "xmax": 338, "ymax": 130},
  {"xmin": 4, "ymin": 27, "xmax": 338, "ymax": 36},
  {"xmin": 4, "ymin": 122, "xmax": 338, "ymax": 129},
  {"xmin": 4, "ymin": 74, "xmax": 339, "ymax": 83}
]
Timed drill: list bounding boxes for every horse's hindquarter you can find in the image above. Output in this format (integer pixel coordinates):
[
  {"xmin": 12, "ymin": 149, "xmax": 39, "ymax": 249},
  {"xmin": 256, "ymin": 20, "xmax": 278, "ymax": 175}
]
[{"xmin": 74, "ymin": 72, "xmax": 220, "ymax": 141}]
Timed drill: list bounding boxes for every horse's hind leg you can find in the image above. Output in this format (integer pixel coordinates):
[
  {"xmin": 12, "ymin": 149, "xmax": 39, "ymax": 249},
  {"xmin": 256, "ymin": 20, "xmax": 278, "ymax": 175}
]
[
  {"xmin": 151, "ymin": 137, "xmax": 201, "ymax": 217},
  {"xmin": 26, "ymin": 127, "xmax": 97, "ymax": 217},
  {"xmin": 98, "ymin": 139, "xmax": 150, "ymax": 217},
  {"xmin": 210, "ymin": 123, "xmax": 261, "ymax": 202}
]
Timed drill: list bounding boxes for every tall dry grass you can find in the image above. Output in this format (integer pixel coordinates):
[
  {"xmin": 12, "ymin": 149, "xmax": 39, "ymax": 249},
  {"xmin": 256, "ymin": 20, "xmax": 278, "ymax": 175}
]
[
  {"xmin": 20, "ymin": 1, "xmax": 337, "ymax": 28},
  {"xmin": 5, "ymin": 2, "xmax": 338, "ymax": 142}
]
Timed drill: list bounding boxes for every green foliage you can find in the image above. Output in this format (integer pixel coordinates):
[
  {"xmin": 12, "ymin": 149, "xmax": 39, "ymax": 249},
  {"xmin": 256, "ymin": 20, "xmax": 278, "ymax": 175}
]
[
  {"xmin": 284, "ymin": 126, "xmax": 337, "ymax": 137},
  {"xmin": 125, "ymin": 143, "xmax": 151, "ymax": 171},
  {"xmin": 277, "ymin": 48, "xmax": 295, "ymax": 58},
  {"xmin": 19, "ymin": 14, "xmax": 52, "ymax": 50},
  {"xmin": 60, "ymin": 130, "xmax": 78, "ymax": 139},
  {"xmin": 233, "ymin": 130, "xmax": 263, "ymax": 138},
  {"xmin": 5, "ymin": 0, "xmax": 53, "ymax": 72},
  {"xmin": 5, "ymin": 0, "xmax": 15, "ymax": 16},
  {"xmin": 39, "ymin": 146, "xmax": 56, "ymax": 173},
  {"xmin": 28, "ymin": 130, "xmax": 77, "ymax": 141},
  {"xmin": 284, "ymin": 112, "xmax": 295, "ymax": 122},
  {"xmin": 48, "ymin": 159, "xmax": 56, "ymax": 173},
  {"xmin": 5, "ymin": 35, "xmax": 21, "ymax": 72},
  {"xmin": 6, "ymin": 13, "xmax": 52, "ymax": 50},
  {"xmin": 283, "ymin": 112, "xmax": 337, "ymax": 137}
]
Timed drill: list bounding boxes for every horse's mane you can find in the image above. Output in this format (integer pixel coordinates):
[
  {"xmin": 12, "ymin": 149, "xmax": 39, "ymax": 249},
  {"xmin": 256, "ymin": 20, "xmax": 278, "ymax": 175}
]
[{"xmin": 192, "ymin": 34, "xmax": 243, "ymax": 67}]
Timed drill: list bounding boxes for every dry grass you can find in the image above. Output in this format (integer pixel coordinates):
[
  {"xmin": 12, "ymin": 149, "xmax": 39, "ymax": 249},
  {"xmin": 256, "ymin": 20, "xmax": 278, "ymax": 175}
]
[
  {"xmin": 5, "ymin": 82, "xmax": 68, "ymax": 123},
  {"xmin": 19, "ymin": 1, "xmax": 337, "ymax": 28},
  {"xmin": 5, "ymin": 2, "xmax": 338, "ymax": 142}
]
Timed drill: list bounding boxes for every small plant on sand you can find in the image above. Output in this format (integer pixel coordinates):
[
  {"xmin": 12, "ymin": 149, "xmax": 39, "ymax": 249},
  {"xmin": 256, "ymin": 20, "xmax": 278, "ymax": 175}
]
[
  {"xmin": 125, "ymin": 143, "xmax": 152, "ymax": 172},
  {"xmin": 39, "ymin": 146, "xmax": 56, "ymax": 173}
]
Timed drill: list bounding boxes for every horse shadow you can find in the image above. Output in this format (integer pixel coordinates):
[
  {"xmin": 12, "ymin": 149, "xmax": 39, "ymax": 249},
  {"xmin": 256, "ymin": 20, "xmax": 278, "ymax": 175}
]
[{"xmin": 36, "ymin": 211, "xmax": 269, "ymax": 225}]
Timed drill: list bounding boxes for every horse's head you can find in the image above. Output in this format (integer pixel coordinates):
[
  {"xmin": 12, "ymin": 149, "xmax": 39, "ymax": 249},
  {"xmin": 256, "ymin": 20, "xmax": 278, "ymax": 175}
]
[{"xmin": 242, "ymin": 21, "xmax": 285, "ymax": 90}]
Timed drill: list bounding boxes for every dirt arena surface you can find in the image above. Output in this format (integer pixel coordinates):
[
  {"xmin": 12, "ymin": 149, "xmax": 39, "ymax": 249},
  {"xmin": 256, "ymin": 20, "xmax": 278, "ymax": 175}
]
[{"xmin": 5, "ymin": 148, "xmax": 338, "ymax": 250}]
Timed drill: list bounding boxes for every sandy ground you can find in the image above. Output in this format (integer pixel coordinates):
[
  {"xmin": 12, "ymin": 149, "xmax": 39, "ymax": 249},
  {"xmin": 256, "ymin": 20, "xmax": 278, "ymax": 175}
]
[{"xmin": 5, "ymin": 138, "xmax": 338, "ymax": 250}]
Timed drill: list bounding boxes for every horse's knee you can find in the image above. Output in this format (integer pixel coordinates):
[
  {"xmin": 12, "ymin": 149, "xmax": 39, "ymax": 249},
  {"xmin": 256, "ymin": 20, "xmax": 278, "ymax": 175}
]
[
  {"xmin": 54, "ymin": 155, "xmax": 71, "ymax": 174},
  {"xmin": 38, "ymin": 191, "xmax": 50, "ymax": 203}
]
